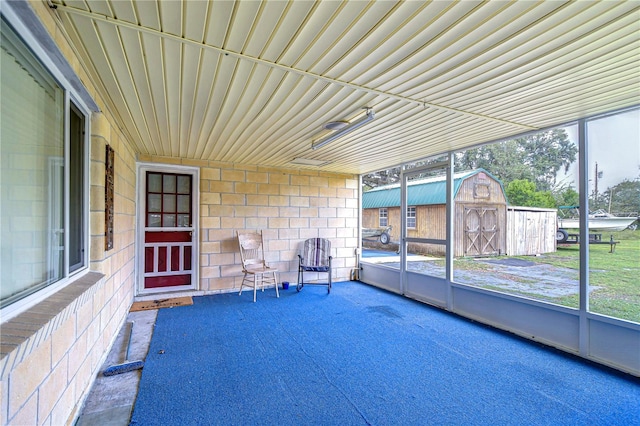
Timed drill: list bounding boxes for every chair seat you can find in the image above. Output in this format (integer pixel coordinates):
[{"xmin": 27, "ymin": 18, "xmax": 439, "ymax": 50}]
[
  {"xmin": 245, "ymin": 265, "xmax": 278, "ymax": 274},
  {"xmin": 301, "ymin": 265, "xmax": 329, "ymax": 272}
]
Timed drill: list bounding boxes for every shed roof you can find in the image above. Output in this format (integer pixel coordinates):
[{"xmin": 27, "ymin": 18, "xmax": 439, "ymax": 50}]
[{"xmin": 362, "ymin": 169, "xmax": 502, "ymax": 208}]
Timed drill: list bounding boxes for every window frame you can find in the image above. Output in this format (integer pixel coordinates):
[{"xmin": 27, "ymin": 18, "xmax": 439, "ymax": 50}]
[
  {"xmin": 379, "ymin": 208, "xmax": 388, "ymax": 227},
  {"xmin": 407, "ymin": 206, "xmax": 416, "ymax": 229},
  {"xmin": 0, "ymin": 10, "xmax": 92, "ymax": 321}
]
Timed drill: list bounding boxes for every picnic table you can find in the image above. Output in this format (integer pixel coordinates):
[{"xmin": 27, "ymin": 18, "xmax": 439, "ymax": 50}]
[{"xmin": 559, "ymin": 232, "xmax": 619, "ymax": 253}]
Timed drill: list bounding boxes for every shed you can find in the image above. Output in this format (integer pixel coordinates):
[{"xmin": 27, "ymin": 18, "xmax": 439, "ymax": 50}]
[
  {"xmin": 506, "ymin": 206, "xmax": 557, "ymax": 256},
  {"xmin": 363, "ymin": 169, "xmax": 507, "ymax": 257}
]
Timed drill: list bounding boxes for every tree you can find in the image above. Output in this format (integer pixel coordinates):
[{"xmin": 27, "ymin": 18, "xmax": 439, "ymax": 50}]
[
  {"xmin": 456, "ymin": 140, "xmax": 530, "ymax": 185},
  {"xmin": 363, "ymin": 156, "xmax": 447, "ymax": 190},
  {"xmin": 362, "ymin": 168, "xmax": 401, "ymax": 190},
  {"xmin": 454, "ymin": 129, "xmax": 577, "ymax": 191},
  {"xmin": 362, "ymin": 128, "xmax": 577, "ymax": 195},
  {"xmin": 602, "ymin": 178, "xmax": 640, "ymax": 214},
  {"xmin": 553, "ymin": 185, "xmax": 579, "ymax": 208},
  {"xmin": 505, "ymin": 179, "xmax": 556, "ymax": 208}
]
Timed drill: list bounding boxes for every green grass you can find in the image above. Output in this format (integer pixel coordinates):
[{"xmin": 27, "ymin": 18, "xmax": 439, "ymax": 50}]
[
  {"xmin": 441, "ymin": 230, "xmax": 640, "ymax": 323},
  {"xmin": 585, "ymin": 232, "xmax": 638, "ymax": 322},
  {"xmin": 396, "ymin": 230, "xmax": 640, "ymax": 323},
  {"xmin": 518, "ymin": 230, "xmax": 640, "ymax": 323}
]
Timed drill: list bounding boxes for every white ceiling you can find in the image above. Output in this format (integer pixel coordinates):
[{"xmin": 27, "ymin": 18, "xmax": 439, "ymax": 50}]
[{"xmin": 52, "ymin": 0, "xmax": 640, "ymax": 175}]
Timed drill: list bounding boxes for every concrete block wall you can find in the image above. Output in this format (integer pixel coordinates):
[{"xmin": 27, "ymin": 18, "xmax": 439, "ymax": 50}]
[
  {"xmin": 0, "ymin": 2, "xmax": 139, "ymax": 423},
  {"xmin": 138, "ymin": 156, "xmax": 360, "ymax": 293},
  {"xmin": 0, "ymin": 2, "xmax": 360, "ymax": 425},
  {"xmin": 0, "ymin": 111, "xmax": 138, "ymax": 426}
]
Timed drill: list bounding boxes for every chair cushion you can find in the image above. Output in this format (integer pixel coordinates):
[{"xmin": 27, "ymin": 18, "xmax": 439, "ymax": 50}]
[
  {"xmin": 302, "ymin": 266, "xmax": 329, "ymax": 272},
  {"xmin": 301, "ymin": 238, "xmax": 331, "ymax": 267}
]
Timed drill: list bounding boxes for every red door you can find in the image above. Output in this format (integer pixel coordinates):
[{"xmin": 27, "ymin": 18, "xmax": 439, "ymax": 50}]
[{"xmin": 143, "ymin": 171, "xmax": 195, "ymax": 290}]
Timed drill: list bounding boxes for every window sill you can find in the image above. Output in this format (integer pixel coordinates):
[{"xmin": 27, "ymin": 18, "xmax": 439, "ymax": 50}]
[{"xmin": 0, "ymin": 271, "xmax": 105, "ymax": 380}]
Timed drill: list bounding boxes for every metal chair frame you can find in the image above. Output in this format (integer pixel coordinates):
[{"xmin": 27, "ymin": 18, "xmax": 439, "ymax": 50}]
[{"xmin": 297, "ymin": 238, "xmax": 332, "ymax": 294}]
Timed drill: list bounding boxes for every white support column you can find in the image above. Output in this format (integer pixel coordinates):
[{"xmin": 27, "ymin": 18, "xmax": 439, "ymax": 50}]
[
  {"xmin": 578, "ymin": 118, "xmax": 590, "ymax": 356},
  {"xmin": 446, "ymin": 153, "xmax": 454, "ymax": 311}
]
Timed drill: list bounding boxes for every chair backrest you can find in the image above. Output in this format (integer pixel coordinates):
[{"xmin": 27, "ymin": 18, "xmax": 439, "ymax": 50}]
[
  {"xmin": 237, "ymin": 231, "xmax": 266, "ymax": 269},
  {"xmin": 301, "ymin": 238, "xmax": 331, "ymax": 267}
]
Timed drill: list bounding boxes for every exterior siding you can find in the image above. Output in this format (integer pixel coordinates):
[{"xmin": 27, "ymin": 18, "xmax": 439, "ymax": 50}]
[
  {"xmin": 454, "ymin": 172, "xmax": 507, "ymax": 257},
  {"xmin": 506, "ymin": 207, "xmax": 557, "ymax": 255},
  {"xmin": 410, "ymin": 205, "xmax": 446, "ymax": 240},
  {"xmin": 362, "ymin": 171, "xmax": 508, "ymax": 257}
]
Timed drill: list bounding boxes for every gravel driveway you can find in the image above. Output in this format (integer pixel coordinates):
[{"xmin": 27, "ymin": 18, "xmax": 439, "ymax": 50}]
[{"xmin": 369, "ymin": 255, "xmax": 596, "ymax": 299}]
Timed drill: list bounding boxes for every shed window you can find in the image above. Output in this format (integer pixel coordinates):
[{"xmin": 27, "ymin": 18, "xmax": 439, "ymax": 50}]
[
  {"xmin": 379, "ymin": 208, "xmax": 388, "ymax": 227},
  {"xmin": 1, "ymin": 18, "xmax": 88, "ymax": 309},
  {"xmin": 407, "ymin": 206, "xmax": 416, "ymax": 229}
]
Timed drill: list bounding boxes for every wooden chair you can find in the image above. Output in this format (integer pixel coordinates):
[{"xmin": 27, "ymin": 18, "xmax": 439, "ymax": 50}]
[
  {"xmin": 237, "ymin": 231, "xmax": 279, "ymax": 302},
  {"xmin": 297, "ymin": 238, "xmax": 332, "ymax": 294}
]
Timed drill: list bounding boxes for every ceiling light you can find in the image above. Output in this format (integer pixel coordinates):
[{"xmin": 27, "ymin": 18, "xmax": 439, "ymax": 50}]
[
  {"xmin": 290, "ymin": 158, "xmax": 332, "ymax": 167},
  {"xmin": 324, "ymin": 121, "xmax": 349, "ymax": 131},
  {"xmin": 312, "ymin": 108, "xmax": 375, "ymax": 150}
]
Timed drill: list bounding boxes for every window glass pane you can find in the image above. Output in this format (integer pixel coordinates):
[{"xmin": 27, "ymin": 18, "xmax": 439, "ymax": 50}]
[
  {"xmin": 379, "ymin": 208, "xmax": 387, "ymax": 227},
  {"xmin": 177, "ymin": 175, "xmax": 190, "ymax": 194},
  {"xmin": 407, "ymin": 206, "xmax": 416, "ymax": 229},
  {"xmin": 148, "ymin": 214, "xmax": 161, "ymax": 227},
  {"xmin": 163, "ymin": 214, "xmax": 176, "ymax": 227},
  {"xmin": 163, "ymin": 174, "xmax": 176, "ymax": 193},
  {"xmin": 148, "ymin": 194, "xmax": 161, "ymax": 212},
  {"xmin": 148, "ymin": 173, "xmax": 161, "ymax": 192},
  {"xmin": 586, "ymin": 109, "xmax": 640, "ymax": 324},
  {"xmin": 177, "ymin": 214, "xmax": 190, "ymax": 227},
  {"xmin": 177, "ymin": 194, "xmax": 190, "ymax": 213},
  {"xmin": 163, "ymin": 194, "xmax": 176, "ymax": 213},
  {"xmin": 453, "ymin": 127, "xmax": 579, "ymax": 308},
  {"xmin": 1, "ymin": 21, "xmax": 65, "ymax": 306},
  {"xmin": 69, "ymin": 104, "xmax": 85, "ymax": 272}
]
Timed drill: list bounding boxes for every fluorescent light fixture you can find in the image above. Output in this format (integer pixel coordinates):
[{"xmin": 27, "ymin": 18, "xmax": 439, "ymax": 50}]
[
  {"xmin": 324, "ymin": 121, "xmax": 349, "ymax": 131},
  {"xmin": 312, "ymin": 108, "xmax": 375, "ymax": 150}
]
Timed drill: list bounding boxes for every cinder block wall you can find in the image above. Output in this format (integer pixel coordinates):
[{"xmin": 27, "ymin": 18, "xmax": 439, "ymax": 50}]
[
  {"xmin": 0, "ymin": 113, "xmax": 138, "ymax": 426},
  {"xmin": 1, "ymin": 3, "xmax": 360, "ymax": 424},
  {"xmin": 0, "ymin": 2, "xmax": 139, "ymax": 424},
  {"xmin": 139, "ymin": 156, "xmax": 360, "ymax": 292}
]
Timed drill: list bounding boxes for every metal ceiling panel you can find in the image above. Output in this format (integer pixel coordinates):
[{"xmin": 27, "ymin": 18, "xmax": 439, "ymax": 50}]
[
  {"xmin": 51, "ymin": 0, "xmax": 640, "ymax": 175},
  {"xmin": 110, "ymin": 0, "xmax": 137, "ymax": 24},
  {"xmin": 134, "ymin": 0, "xmax": 160, "ymax": 31},
  {"xmin": 259, "ymin": 1, "xmax": 315, "ymax": 63},
  {"xmin": 204, "ymin": 1, "xmax": 237, "ymax": 48},
  {"xmin": 183, "ymin": 1, "xmax": 209, "ymax": 43},
  {"xmin": 307, "ymin": 1, "xmax": 400, "ymax": 76},
  {"xmin": 223, "ymin": 0, "xmax": 262, "ymax": 53},
  {"xmin": 242, "ymin": 1, "xmax": 288, "ymax": 58},
  {"xmin": 158, "ymin": 0, "xmax": 182, "ymax": 37},
  {"xmin": 81, "ymin": 0, "xmax": 107, "ymax": 15}
]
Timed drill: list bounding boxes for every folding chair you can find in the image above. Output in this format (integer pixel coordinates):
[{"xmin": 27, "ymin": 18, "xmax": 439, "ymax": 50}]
[
  {"xmin": 297, "ymin": 238, "xmax": 332, "ymax": 293},
  {"xmin": 237, "ymin": 231, "xmax": 279, "ymax": 302}
]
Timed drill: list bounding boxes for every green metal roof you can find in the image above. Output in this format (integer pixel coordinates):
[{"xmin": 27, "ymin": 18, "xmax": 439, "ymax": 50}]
[{"xmin": 362, "ymin": 169, "xmax": 499, "ymax": 208}]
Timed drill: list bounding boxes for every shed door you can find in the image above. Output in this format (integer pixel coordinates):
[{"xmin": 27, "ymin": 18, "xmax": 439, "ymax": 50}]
[
  {"xmin": 142, "ymin": 171, "xmax": 196, "ymax": 291},
  {"xmin": 464, "ymin": 206, "xmax": 499, "ymax": 256}
]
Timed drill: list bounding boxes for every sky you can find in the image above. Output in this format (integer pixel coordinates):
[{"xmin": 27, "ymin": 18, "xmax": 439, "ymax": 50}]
[{"xmin": 559, "ymin": 108, "xmax": 640, "ymax": 192}]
